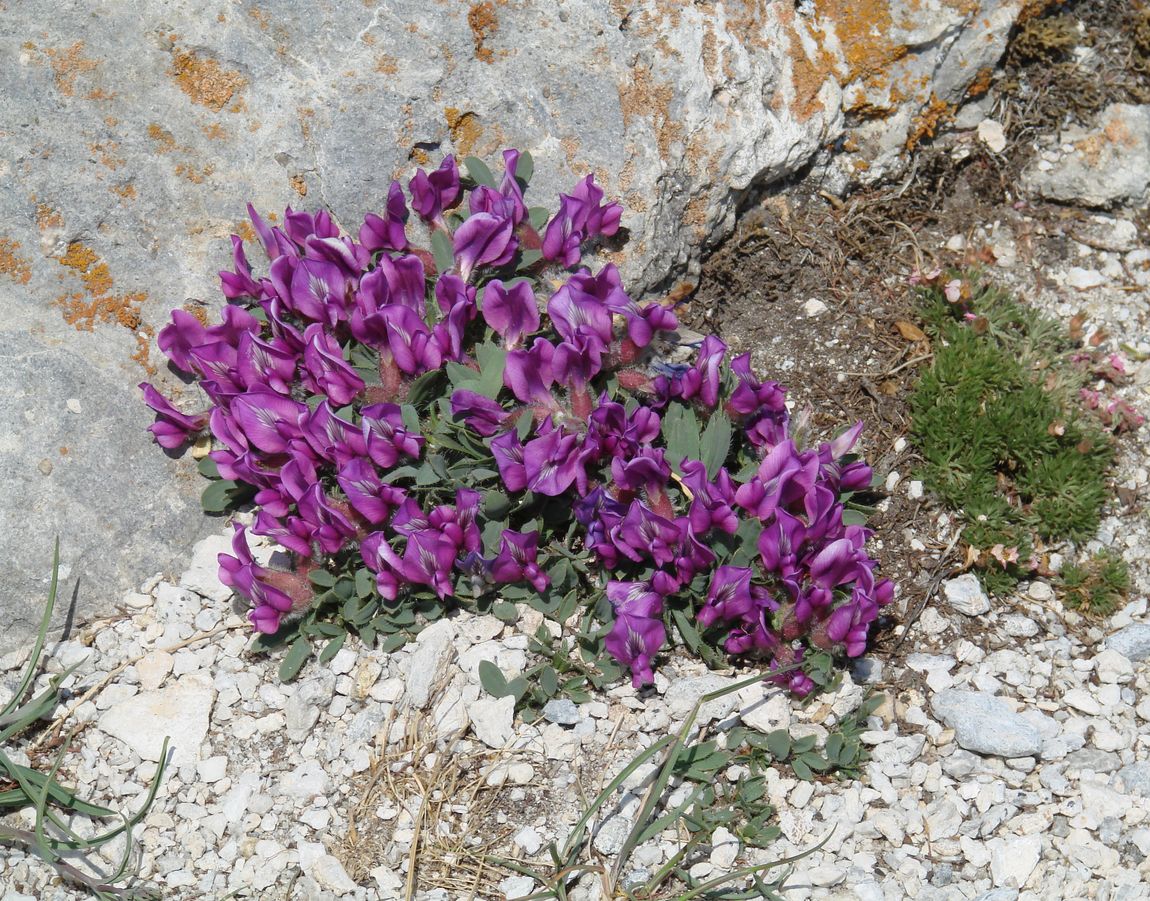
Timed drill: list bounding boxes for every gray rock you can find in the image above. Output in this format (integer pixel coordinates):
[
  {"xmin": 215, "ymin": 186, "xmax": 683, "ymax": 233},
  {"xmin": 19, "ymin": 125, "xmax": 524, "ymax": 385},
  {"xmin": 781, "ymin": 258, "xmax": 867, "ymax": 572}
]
[
  {"xmin": 665, "ymin": 673, "xmax": 738, "ymax": 725},
  {"xmin": 942, "ymin": 574, "xmax": 991, "ymax": 616},
  {"xmin": 1023, "ymin": 104, "xmax": 1150, "ymax": 208},
  {"xmin": 285, "ymin": 670, "xmax": 336, "ymax": 742},
  {"xmin": 930, "ymin": 690, "xmax": 1043, "ymax": 758},
  {"xmin": 541, "ymin": 698, "xmax": 580, "ymax": 726},
  {"xmin": 97, "ymin": 672, "xmax": 215, "ymax": 767},
  {"xmin": 972, "ymin": 891, "xmax": 1019, "ymax": 901},
  {"xmin": 1104, "ymin": 624, "xmax": 1150, "ymax": 662},
  {"xmin": 0, "ymin": 0, "xmax": 1027, "ymax": 651},
  {"xmin": 404, "ymin": 620, "xmax": 456, "ymax": 709},
  {"xmin": 1064, "ymin": 748, "xmax": 1122, "ymax": 775},
  {"xmin": 468, "ymin": 694, "xmax": 514, "ymax": 748},
  {"xmin": 1114, "ymin": 762, "xmax": 1150, "ymax": 798}
]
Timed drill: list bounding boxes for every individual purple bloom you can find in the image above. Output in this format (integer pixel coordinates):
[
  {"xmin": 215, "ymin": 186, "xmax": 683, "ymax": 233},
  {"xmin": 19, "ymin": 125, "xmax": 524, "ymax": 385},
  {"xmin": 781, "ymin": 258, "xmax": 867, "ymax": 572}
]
[
  {"xmin": 678, "ymin": 459, "xmax": 738, "ymax": 535},
  {"xmin": 304, "ymin": 233, "xmax": 367, "ymax": 275},
  {"xmin": 390, "ymin": 498, "xmax": 431, "ymax": 536},
  {"xmin": 219, "ymin": 235, "xmax": 264, "ymax": 300},
  {"xmin": 482, "ymin": 279, "xmax": 539, "ymax": 348},
  {"xmin": 610, "ymin": 448, "xmax": 670, "ymax": 497},
  {"xmin": 434, "ymin": 273, "xmax": 477, "ymax": 315},
  {"xmin": 552, "ymin": 333, "xmax": 605, "ymax": 394},
  {"xmin": 157, "ymin": 306, "xmax": 256, "ymax": 374},
  {"xmin": 299, "ymin": 401, "xmax": 367, "ymax": 466},
  {"xmin": 230, "ymin": 389, "xmax": 307, "ymax": 454},
  {"xmin": 697, "ymin": 566, "xmax": 754, "ymax": 628},
  {"xmin": 246, "ymin": 202, "xmax": 295, "ymax": 261},
  {"xmin": 677, "ymin": 336, "xmax": 726, "ymax": 409},
  {"xmin": 522, "ymin": 424, "xmax": 582, "ymax": 496},
  {"xmin": 757, "ymin": 508, "xmax": 807, "ymax": 578},
  {"xmin": 546, "ymin": 282, "xmax": 613, "ymax": 347},
  {"xmin": 541, "ymin": 197, "xmax": 582, "ymax": 268},
  {"xmin": 383, "ymin": 304, "xmax": 441, "ymax": 375},
  {"xmin": 361, "ymin": 403, "xmax": 423, "ymax": 467},
  {"xmin": 287, "ymin": 256, "xmax": 355, "ymax": 326},
  {"xmin": 377, "ymin": 254, "xmax": 427, "ymax": 313},
  {"xmin": 285, "ymin": 208, "xmax": 340, "ymax": 244},
  {"xmin": 396, "ymin": 528, "xmax": 459, "ymax": 598},
  {"xmin": 138, "ymin": 382, "xmax": 208, "ymax": 449},
  {"xmin": 217, "ymin": 522, "xmax": 262, "ymax": 593},
  {"xmin": 433, "ymin": 296, "xmax": 476, "ymax": 362},
  {"xmin": 809, "ymin": 537, "xmax": 863, "ymax": 589},
  {"xmin": 604, "ymin": 580, "xmax": 666, "ymax": 688},
  {"xmin": 359, "ymin": 180, "xmax": 409, "ymax": 252},
  {"xmin": 566, "ymin": 174, "xmax": 622, "ymax": 238},
  {"xmin": 336, "ymin": 458, "xmax": 405, "ymax": 524},
  {"xmin": 290, "ymin": 483, "xmax": 358, "ymax": 555},
  {"xmin": 253, "ymin": 451, "xmax": 317, "ymax": 517},
  {"xmin": 672, "ymin": 523, "xmax": 717, "ymax": 582},
  {"xmin": 497, "ymin": 148, "xmax": 528, "ymax": 225},
  {"xmin": 610, "ymin": 501, "xmax": 680, "ymax": 567},
  {"xmin": 452, "ymin": 488, "xmax": 483, "ymax": 554},
  {"xmin": 301, "ymin": 323, "xmax": 365, "ymax": 406},
  {"xmin": 236, "ymin": 332, "xmax": 297, "ymax": 395},
  {"xmin": 588, "ymin": 400, "xmax": 661, "ymax": 459},
  {"xmin": 451, "ymin": 389, "xmax": 510, "ymax": 437},
  {"xmin": 569, "ymin": 264, "xmax": 673, "ymax": 348},
  {"xmin": 490, "ymin": 429, "xmax": 527, "ymax": 493},
  {"xmin": 504, "ymin": 337, "xmax": 556, "ymax": 405},
  {"xmin": 360, "ymin": 531, "xmax": 404, "ymax": 601},
  {"xmin": 490, "ymin": 530, "xmax": 549, "ymax": 592},
  {"xmin": 409, "ymin": 155, "xmax": 461, "ymax": 226},
  {"xmin": 453, "ymin": 212, "xmax": 517, "ymax": 281}
]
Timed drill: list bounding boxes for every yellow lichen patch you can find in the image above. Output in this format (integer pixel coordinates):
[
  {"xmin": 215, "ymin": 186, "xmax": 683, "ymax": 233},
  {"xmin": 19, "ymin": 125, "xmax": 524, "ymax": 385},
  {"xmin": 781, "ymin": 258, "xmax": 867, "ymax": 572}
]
[
  {"xmin": 249, "ymin": 6, "xmax": 271, "ymax": 30},
  {"xmin": 618, "ymin": 64, "xmax": 680, "ymax": 160},
  {"xmin": 468, "ymin": 2, "xmax": 500, "ymax": 63},
  {"xmin": 375, "ymin": 54, "xmax": 398, "ymax": 74},
  {"xmin": 816, "ymin": 0, "xmax": 907, "ymax": 83},
  {"xmin": 53, "ymin": 241, "xmax": 155, "ymax": 372},
  {"xmin": 111, "ymin": 183, "xmax": 137, "ymax": 200},
  {"xmin": 147, "ymin": 123, "xmax": 178, "ymax": 153},
  {"xmin": 966, "ymin": 66, "xmax": 994, "ymax": 99},
  {"xmin": 44, "ymin": 41, "xmax": 98, "ymax": 97},
  {"xmin": 89, "ymin": 141, "xmax": 124, "ymax": 170},
  {"xmin": 59, "ymin": 242, "xmax": 114, "ymax": 297},
  {"xmin": 182, "ymin": 302, "xmax": 211, "ymax": 327},
  {"xmin": 36, "ymin": 204, "xmax": 64, "ymax": 233},
  {"xmin": 174, "ymin": 162, "xmax": 216, "ymax": 184},
  {"xmin": 0, "ymin": 238, "xmax": 32, "ymax": 284},
  {"xmin": 289, "ymin": 174, "xmax": 308, "ymax": 196},
  {"xmin": 169, "ymin": 47, "xmax": 246, "ymax": 112},
  {"xmin": 201, "ymin": 122, "xmax": 228, "ymax": 140},
  {"xmin": 235, "ymin": 220, "xmax": 257, "ymax": 243},
  {"xmin": 905, "ymin": 92, "xmax": 955, "ymax": 150},
  {"xmin": 780, "ymin": 7, "xmax": 839, "ymax": 122},
  {"xmin": 444, "ymin": 107, "xmax": 483, "ymax": 156}
]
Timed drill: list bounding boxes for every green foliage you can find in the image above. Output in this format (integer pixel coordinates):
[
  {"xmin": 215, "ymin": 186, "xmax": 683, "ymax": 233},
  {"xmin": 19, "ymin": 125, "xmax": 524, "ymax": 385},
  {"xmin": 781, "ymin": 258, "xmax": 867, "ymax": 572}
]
[
  {"xmin": 0, "ymin": 542, "xmax": 167, "ymax": 899},
  {"xmin": 909, "ymin": 271, "xmax": 1122, "ymax": 594},
  {"xmin": 486, "ymin": 674, "xmax": 852, "ymax": 900},
  {"xmin": 1059, "ymin": 550, "xmax": 1130, "ymax": 616}
]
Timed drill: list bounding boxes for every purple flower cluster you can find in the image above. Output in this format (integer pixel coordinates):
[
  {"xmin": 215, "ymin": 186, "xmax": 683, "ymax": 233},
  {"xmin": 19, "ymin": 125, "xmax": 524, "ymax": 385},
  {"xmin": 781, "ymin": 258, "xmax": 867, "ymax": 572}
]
[{"xmin": 142, "ymin": 150, "xmax": 891, "ymax": 693}]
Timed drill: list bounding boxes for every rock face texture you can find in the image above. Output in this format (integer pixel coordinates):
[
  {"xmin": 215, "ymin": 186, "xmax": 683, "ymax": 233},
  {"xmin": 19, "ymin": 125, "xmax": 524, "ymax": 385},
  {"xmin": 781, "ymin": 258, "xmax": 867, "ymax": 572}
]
[{"xmin": 0, "ymin": 0, "xmax": 1023, "ymax": 650}]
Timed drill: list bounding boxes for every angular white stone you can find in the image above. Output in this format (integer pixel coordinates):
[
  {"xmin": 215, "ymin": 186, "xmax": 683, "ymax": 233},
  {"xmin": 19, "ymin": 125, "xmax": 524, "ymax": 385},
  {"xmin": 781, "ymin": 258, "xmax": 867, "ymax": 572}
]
[
  {"xmin": 97, "ymin": 672, "xmax": 215, "ymax": 767},
  {"xmin": 942, "ymin": 574, "xmax": 990, "ymax": 616},
  {"xmin": 989, "ymin": 834, "xmax": 1041, "ymax": 888}
]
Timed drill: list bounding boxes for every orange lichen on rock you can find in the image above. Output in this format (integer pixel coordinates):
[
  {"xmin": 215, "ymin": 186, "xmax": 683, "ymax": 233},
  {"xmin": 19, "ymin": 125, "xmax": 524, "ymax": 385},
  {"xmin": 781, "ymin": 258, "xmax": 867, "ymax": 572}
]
[
  {"xmin": 53, "ymin": 241, "xmax": 155, "ymax": 372},
  {"xmin": 174, "ymin": 162, "xmax": 216, "ymax": 184},
  {"xmin": 618, "ymin": 64, "xmax": 680, "ymax": 160},
  {"xmin": 235, "ymin": 220, "xmax": 257, "ymax": 243},
  {"xmin": 169, "ymin": 47, "xmax": 246, "ymax": 112},
  {"xmin": 35, "ymin": 204, "xmax": 64, "ymax": 233},
  {"xmin": 905, "ymin": 92, "xmax": 955, "ymax": 150},
  {"xmin": 966, "ymin": 66, "xmax": 994, "ymax": 98},
  {"xmin": 111, "ymin": 183, "xmax": 137, "ymax": 200},
  {"xmin": 444, "ymin": 107, "xmax": 483, "ymax": 156},
  {"xmin": 467, "ymin": 2, "xmax": 499, "ymax": 63},
  {"xmin": 816, "ymin": 0, "xmax": 907, "ymax": 83},
  {"xmin": 147, "ymin": 123, "xmax": 178, "ymax": 153},
  {"xmin": 201, "ymin": 123, "xmax": 228, "ymax": 140},
  {"xmin": 0, "ymin": 238, "xmax": 32, "ymax": 284},
  {"xmin": 780, "ymin": 7, "xmax": 839, "ymax": 122},
  {"xmin": 289, "ymin": 174, "xmax": 308, "ymax": 196},
  {"xmin": 45, "ymin": 41, "xmax": 99, "ymax": 97},
  {"xmin": 89, "ymin": 141, "xmax": 124, "ymax": 170},
  {"xmin": 375, "ymin": 54, "xmax": 399, "ymax": 74}
]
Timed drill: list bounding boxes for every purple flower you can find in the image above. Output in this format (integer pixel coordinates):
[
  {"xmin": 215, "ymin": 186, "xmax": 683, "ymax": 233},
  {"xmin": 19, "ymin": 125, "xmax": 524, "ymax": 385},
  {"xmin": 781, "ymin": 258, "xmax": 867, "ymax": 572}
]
[
  {"xmin": 299, "ymin": 401, "xmax": 367, "ymax": 465},
  {"xmin": 394, "ymin": 528, "xmax": 459, "ymax": 598},
  {"xmin": 490, "ymin": 530, "xmax": 549, "ymax": 592},
  {"xmin": 497, "ymin": 149, "xmax": 528, "ymax": 225},
  {"xmin": 290, "ymin": 483, "xmax": 358, "ymax": 555},
  {"xmin": 361, "ymin": 403, "xmax": 423, "ymax": 468},
  {"xmin": 157, "ymin": 306, "xmax": 260, "ymax": 374},
  {"xmin": 491, "ymin": 429, "xmax": 528, "ymax": 492},
  {"xmin": 610, "ymin": 501, "xmax": 680, "ymax": 567},
  {"xmin": 236, "ymin": 332, "xmax": 297, "ymax": 395},
  {"xmin": 453, "ymin": 212, "xmax": 517, "ymax": 281},
  {"xmin": 546, "ymin": 282, "xmax": 613, "ymax": 348},
  {"xmin": 482, "ymin": 279, "xmax": 539, "ymax": 348},
  {"xmin": 504, "ymin": 338, "xmax": 556, "ymax": 405},
  {"xmin": 376, "ymin": 254, "xmax": 427, "ymax": 313},
  {"xmin": 434, "ymin": 273, "xmax": 477, "ymax": 315},
  {"xmin": 568, "ymin": 265, "xmax": 673, "ymax": 348},
  {"xmin": 678, "ymin": 336, "xmax": 726, "ymax": 409},
  {"xmin": 541, "ymin": 197, "xmax": 582, "ymax": 268},
  {"xmin": 219, "ymin": 235, "xmax": 263, "ymax": 300},
  {"xmin": 302, "ymin": 324, "xmax": 365, "ymax": 406},
  {"xmin": 138, "ymin": 382, "xmax": 208, "ymax": 449},
  {"xmin": 433, "ymin": 296, "xmax": 476, "ymax": 362},
  {"xmin": 336, "ymin": 458, "xmax": 405, "ymax": 524},
  {"xmin": 451, "ymin": 389, "xmax": 510, "ymax": 437},
  {"xmin": 359, "ymin": 181, "xmax": 409, "ymax": 252},
  {"xmin": 566, "ymin": 174, "xmax": 622, "ymax": 238},
  {"xmin": 383, "ymin": 304, "xmax": 442, "ymax": 375},
  {"xmin": 697, "ymin": 566, "xmax": 754, "ymax": 628},
  {"xmin": 409, "ymin": 155, "xmax": 461, "ymax": 226},
  {"xmin": 523, "ymin": 424, "xmax": 582, "ymax": 496},
  {"xmin": 230, "ymin": 389, "xmax": 307, "ymax": 454},
  {"xmin": 604, "ymin": 580, "xmax": 666, "ymax": 688}
]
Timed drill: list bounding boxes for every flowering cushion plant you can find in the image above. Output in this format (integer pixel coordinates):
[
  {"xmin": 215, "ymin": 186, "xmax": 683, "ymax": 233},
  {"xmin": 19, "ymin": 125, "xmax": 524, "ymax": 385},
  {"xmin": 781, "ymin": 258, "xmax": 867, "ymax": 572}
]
[{"xmin": 142, "ymin": 151, "xmax": 893, "ymax": 693}]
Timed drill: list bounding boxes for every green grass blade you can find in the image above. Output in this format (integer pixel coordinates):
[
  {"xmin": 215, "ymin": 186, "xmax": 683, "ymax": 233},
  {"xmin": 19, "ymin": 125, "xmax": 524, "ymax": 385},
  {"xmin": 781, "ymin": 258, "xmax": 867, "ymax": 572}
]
[{"xmin": 1, "ymin": 538, "xmax": 60, "ymax": 721}]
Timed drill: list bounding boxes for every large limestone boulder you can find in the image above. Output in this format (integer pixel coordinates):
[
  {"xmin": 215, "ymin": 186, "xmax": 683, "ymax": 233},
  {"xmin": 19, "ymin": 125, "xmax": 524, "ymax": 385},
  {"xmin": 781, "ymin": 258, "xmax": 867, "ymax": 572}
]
[{"xmin": 0, "ymin": 0, "xmax": 1023, "ymax": 652}]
